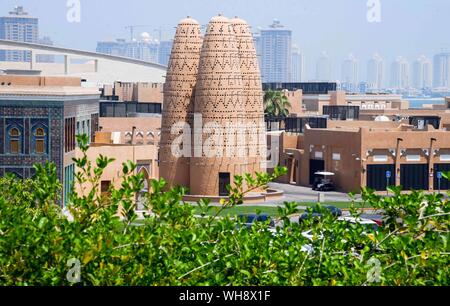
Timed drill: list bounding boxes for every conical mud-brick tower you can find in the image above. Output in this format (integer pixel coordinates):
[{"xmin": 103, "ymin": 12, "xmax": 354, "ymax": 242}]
[
  {"xmin": 160, "ymin": 15, "xmax": 267, "ymax": 196},
  {"xmin": 231, "ymin": 17, "xmax": 267, "ymax": 175},
  {"xmin": 159, "ymin": 17, "xmax": 202, "ymax": 188},
  {"xmin": 190, "ymin": 15, "xmax": 248, "ymax": 195}
]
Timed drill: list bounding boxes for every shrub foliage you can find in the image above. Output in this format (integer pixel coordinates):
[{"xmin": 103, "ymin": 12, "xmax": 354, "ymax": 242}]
[{"xmin": 0, "ymin": 135, "xmax": 448, "ymax": 285}]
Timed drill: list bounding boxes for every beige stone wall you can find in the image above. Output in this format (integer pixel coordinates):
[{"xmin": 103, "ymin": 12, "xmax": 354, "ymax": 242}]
[
  {"xmin": 134, "ymin": 83, "xmax": 163, "ymax": 103},
  {"xmin": 0, "ymin": 75, "xmax": 81, "ymax": 86},
  {"xmin": 327, "ymin": 120, "xmax": 399, "ymax": 129},
  {"xmin": 101, "ymin": 81, "xmax": 163, "ymax": 103},
  {"xmin": 329, "ymin": 91, "xmax": 346, "ymax": 105},
  {"xmin": 74, "ymin": 144, "xmax": 158, "ymax": 195},
  {"xmin": 301, "ymin": 129, "xmax": 362, "ymax": 192},
  {"xmin": 283, "ymin": 89, "xmax": 303, "ymax": 115},
  {"xmin": 99, "ymin": 117, "xmax": 161, "ymax": 145}
]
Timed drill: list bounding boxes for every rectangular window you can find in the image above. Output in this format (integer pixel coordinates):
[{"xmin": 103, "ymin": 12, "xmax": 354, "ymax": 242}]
[
  {"xmin": 64, "ymin": 164, "xmax": 75, "ymax": 206},
  {"xmin": 373, "ymin": 155, "xmax": 388, "ymax": 162},
  {"xmin": 440, "ymin": 155, "xmax": 450, "ymax": 162},
  {"xmin": 10, "ymin": 140, "xmax": 19, "ymax": 153},
  {"xmin": 90, "ymin": 113, "xmax": 99, "ymax": 142},
  {"xmin": 65, "ymin": 117, "xmax": 76, "ymax": 153},
  {"xmin": 332, "ymin": 153, "xmax": 341, "ymax": 161},
  {"xmin": 406, "ymin": 155, "xmax": 421, "ymax": 162},
  {"xmin": 36, "ymin": 139, "xmax": 44, "ymax": 154},
  {"xmin": 101, "ymin": 181, "xmax": 111, "ymax": 193}
]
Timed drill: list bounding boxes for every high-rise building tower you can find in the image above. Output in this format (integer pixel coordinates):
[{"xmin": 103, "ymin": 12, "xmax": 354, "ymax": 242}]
[
  {"xmin": 0, "ymin": 6, "xmax": 38, "ymax": 62},
  {"xmin": 433, "ymin": 52, "xmax": 450, "ymax": 89},
  {"xmin": 259, "ymin": 20, "xmax": 292, "ymax": 83},
  {"xmin": 291, "ymin": 45, "xmax": 304, "ymax": 82},
  {"xmin": 390, "ymin": 56, "xmax": 410, "ymax": 89},
  {"xmin": 413, "ymin": 55, "xmax": 432, "ymax": 89},
  {"xmin": 36, "ymin": 36, "xmax": 54, "ymax": 63},
  {"xmin": 316, "ymin": 51, "xmax": 332, "ymax": 81},
  {"xmin": 367, "ymin": 53, "xmax": 384, "ymax": 91},
  {"xmin": 158, "ymin": 40, "xmax": 173, "ymax": 66},
  {"xmin": 126, "ymin": 33, "xmax": 159, "ymax": 63},
  {"xmin": 159, "ymin": 17, "xmax": 203, "ymax": 188},
  {"xmin": 341, "ymin": 53, "xmax": 359, "ymax": 92},
  {"xmin": 96, "ymin": 33, "xmax": 160, "ymax": 63},
  {"xmin": 253, "ymin": 32, "xmax": 262, "ymax": 69}
]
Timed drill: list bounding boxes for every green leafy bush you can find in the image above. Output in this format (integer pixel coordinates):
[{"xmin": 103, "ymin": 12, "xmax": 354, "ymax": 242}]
[{"xmin": 0, "ymin": 136, "xmax": 448, "ymax": 286}]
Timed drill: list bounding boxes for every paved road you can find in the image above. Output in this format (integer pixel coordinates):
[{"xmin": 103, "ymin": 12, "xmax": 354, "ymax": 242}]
[
  {"xmin": 266, "ymin": 182, "xmax": 360, "ymax": 205},
  {"xmin": 186, "ymin": 183, "xmax": 359, "ymax": 207}
]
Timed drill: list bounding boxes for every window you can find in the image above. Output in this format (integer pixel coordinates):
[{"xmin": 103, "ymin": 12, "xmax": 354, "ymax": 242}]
[
  {"xmin": 35, "ymin": 127, "xmax": 45, "ymax": 136},
  {"xmin": 101, "ymin": 181, "xmax": 111, "ymax": 194},
  {"xmin": 440, "ymin": 155, "xmax": 450, "ymax": 162},
  {"xmin": 406, "ymin": 155, "xmax": 421, "ymax": 162},
  {"xmin": 10, "ymin": 128, "xmax": 19, "ymax": 136},
  {"xmin": 9, "ymin": 127, "xmax": 21, "ymax": 154},
  {"xmin": 65, "ymin": 118, "xmax": 76, "ymax": 152},
  {"xmin": 64, "ymin": 164, "xmax": 75, "ymax": 206},
  {"xmin": 373, "ymin": 155, "xmax": 388, "ymax": 162},
  {"xmin": 33, "ymin": 127, "xmax": 46, "ymax": 154}
]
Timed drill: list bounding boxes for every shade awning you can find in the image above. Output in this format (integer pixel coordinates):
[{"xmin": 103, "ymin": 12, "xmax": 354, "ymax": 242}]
[{"xmin": 314, "ymin": 171, "xmax": 335, "ymax": 176}]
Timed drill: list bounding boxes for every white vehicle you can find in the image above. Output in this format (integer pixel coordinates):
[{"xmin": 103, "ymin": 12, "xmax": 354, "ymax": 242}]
[
  {"xmin": 337, "ymin": 216, "xmax": 379, "ymax": 231},
  {"xmin": 301, "ymin": 229, "xmax": 324, "ymax": 241}
]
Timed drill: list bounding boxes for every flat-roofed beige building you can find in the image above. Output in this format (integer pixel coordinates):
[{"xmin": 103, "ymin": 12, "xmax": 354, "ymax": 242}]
[{"xmin": 271, "ymin": 118, "xmax": 450, "ymax": 193}]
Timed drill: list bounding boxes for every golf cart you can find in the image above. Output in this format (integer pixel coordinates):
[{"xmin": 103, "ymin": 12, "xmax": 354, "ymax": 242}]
[{"xmin": 312, "ymin": 171, "xmax": 336, "ymax": 191}]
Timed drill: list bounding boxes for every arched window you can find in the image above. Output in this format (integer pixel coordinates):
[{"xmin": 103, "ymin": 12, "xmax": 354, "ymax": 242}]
[
  {"xmin": 36, "ymin": 127, "xmax": 45, "ymax": 136},
  {"xmin": 9, "ymin": 127, "xmax": 21, "ymax": 154},
  {"xmin": 34, "ymin": 126, "xmax": 47, "ymax": 154}
]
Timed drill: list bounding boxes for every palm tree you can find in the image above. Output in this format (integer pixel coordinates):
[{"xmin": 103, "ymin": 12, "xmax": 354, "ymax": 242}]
[{"xmin": 263, "ymin": 90, "xmax": 291, "ymax": 117}]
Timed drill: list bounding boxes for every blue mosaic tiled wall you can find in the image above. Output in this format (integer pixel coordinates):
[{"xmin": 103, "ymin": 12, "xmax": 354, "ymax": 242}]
[{"xmin": 0, "ymin": 102, "xmax": 64, "ymax": 183}]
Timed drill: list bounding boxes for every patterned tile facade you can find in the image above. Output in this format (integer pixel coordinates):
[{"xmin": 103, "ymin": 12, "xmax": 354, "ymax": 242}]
[{"xmin": 0, "ymin": 98, "xmax": 99, "ymax": 204}]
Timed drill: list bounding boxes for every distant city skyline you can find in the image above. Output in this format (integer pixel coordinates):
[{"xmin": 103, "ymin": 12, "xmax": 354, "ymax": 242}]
[{"xmin": 0, "ymin": 0, "xmax": 449, "ymax": 84}]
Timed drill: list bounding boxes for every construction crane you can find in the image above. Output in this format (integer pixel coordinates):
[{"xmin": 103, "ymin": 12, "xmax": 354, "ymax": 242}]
[{"xmin": 124, "ymin": 25, "xmax": 153, "ymax": 42}]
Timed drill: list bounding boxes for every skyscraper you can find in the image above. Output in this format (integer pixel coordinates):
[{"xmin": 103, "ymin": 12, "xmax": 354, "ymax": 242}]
[
  {"xmin": 433, "ymin": 52, "xmax": 450, "ymax": 89},
  {"xmin": 316, "ymin": 51, "xmax": 332, "ymax": 81},
  {"xmin": 96, "ymin": 39, "xmax": 128, "ymax": 57},
  {"xmin": 36, "ymin": 36, "xmax": 54, "ymax": 63},
  {"xmin": 158, "ymin": 40, "xmax": 173, "ymax": 66},
  {"xmin": 0, "ymin": 6, "xmax": 39, "ymax": 62},
  {"xmin": 253, "ymin": 32, "xmax": 262, "ymax": 69},
  {"xmin": 413, "ymin": 55, "xmax": 432, "ymax": 89},
  {"xmin": 126, "ymin": 32, "xmax": 159, "ymax": 63},
  {"xmin": 341, "ymin": 53, "xmax": 359, "ymax": 92},
  {"xmin": 390, "ymin": 56, "xmax": 410, "ymax": 89},
  {"xmin": 259, "ymin": 20, "xmax": 292, "ymax": 83},
  {"xmin": 96, "ymin": 33, "xmax": 159, "ymax": 63},
  {"xmin": 367, "ymin": 53, "xmax": 384, "ymax": 91},
  {"xmin": 291, "ymin": 45, "xmax": 304, "ymax": 82}
]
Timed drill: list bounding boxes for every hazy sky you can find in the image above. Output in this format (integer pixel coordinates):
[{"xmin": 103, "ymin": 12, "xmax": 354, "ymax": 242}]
[{"xmin": 1, "ymin": 0, "xmax": 449, "ymax": 79}]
